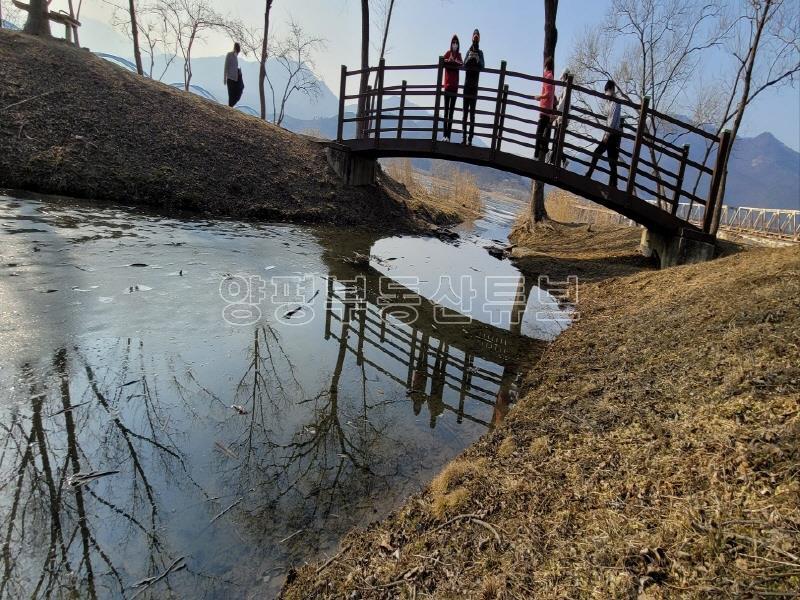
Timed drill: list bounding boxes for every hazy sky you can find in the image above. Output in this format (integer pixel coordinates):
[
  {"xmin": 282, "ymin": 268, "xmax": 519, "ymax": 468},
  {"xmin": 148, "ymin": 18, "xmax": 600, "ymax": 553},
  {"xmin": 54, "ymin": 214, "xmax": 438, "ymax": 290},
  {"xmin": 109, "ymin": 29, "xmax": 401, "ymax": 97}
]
[{"xmin": 44, "ymin": 0, "xmax": 800, "ymax": 150}]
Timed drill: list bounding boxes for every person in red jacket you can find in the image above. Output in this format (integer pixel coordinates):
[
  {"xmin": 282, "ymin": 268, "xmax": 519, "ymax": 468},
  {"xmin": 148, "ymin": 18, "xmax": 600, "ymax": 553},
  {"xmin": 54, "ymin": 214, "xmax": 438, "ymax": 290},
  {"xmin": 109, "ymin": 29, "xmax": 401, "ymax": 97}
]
[
  {"xmin": 442, "ymin": 34, "xmax": 463, "ymax": 143},
  {"xmin": 534, "ymin": 56, "xmax": 556, "ymax": 159}
]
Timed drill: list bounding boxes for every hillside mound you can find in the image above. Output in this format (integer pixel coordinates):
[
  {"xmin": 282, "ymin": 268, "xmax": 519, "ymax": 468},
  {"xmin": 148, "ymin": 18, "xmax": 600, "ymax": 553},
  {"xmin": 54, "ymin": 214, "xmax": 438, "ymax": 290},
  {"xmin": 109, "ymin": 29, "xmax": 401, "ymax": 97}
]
[{"xmin": 0, "ymin": 31, "xmax": 450, "ymax": 228}]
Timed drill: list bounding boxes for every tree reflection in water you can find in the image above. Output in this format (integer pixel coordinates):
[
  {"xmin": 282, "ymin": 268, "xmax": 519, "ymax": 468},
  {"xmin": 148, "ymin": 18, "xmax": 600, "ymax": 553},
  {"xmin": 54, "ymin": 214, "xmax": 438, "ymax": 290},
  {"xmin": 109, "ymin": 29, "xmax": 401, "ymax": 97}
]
[
  {"xmin": 0, "ymin": 276, "xmax": 536, "ymax": 598},
  {"xmin": 0, "ymin": 343, "xmax": 220, "ymax": 599}
]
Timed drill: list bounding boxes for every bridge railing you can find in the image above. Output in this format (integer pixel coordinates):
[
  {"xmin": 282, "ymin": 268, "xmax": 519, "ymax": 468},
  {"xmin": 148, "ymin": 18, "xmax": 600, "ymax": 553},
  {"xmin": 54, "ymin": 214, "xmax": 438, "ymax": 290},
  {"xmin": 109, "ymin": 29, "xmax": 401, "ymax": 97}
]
[{"xmin": 337, "ymin": 60, "xmax": 732, "ymax": 235}]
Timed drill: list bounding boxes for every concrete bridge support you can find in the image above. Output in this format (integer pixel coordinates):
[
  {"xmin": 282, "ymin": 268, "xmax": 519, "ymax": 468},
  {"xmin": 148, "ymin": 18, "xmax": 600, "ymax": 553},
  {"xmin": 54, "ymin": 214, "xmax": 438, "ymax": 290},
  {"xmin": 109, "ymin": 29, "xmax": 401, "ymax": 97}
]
[
  {"xmin": 640, "ymin": 228, "xmax": 716, "ymax": 269},
  {"xmin": 326, "ymin": 143, "xmax": 376, "ymax": 186}
]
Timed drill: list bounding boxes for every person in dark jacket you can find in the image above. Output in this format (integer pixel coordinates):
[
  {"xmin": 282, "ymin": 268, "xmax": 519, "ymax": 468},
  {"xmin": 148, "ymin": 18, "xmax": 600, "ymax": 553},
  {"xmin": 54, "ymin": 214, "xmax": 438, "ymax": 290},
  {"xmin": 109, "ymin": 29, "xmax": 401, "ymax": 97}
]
[
  {"xmin": 462, "ymin": 29, "xmax": 484, "ymax": 146},
  {"xmin": 587, "ymin": 80, "xmax": 623, "ymax": 189},
  {"xmin": 442, "ymin": 34, "xmax": 463, "ymax": 143}
]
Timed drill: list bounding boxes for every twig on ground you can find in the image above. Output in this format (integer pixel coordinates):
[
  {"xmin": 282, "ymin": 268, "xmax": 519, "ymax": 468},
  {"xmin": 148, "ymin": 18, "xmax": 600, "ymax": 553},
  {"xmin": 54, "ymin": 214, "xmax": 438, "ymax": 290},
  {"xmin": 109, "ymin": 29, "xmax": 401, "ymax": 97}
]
[
  {"xmin": 2, "ymin": 91, "xmax": 57, "ymax": 111},
  {"xmin": 316, "ymin": 544, "xmax": 352, "ymax": 574}
]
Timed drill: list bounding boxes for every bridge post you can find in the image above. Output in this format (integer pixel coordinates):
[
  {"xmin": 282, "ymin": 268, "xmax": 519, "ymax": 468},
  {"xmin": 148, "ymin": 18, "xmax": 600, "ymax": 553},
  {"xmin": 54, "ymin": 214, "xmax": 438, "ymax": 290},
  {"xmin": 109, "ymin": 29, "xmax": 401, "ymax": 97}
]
[
  {"xmin": 491, "ymin": 60, "xmax": 507, "ymax": 155},
  {"xmin": 337, "ymin": 65, "xmax": 347, "ymax": 142},
  {"xmin": 626, "ymin": 96, "xmax": 650, "ymax": 197},
  {"xmin": 496, "ymin": 84, "xmax": 509, "ymax": 153},
  {"xmin": 671, "ymin": 144, "xmax": 690, "ymax": 216},
  {"xmin": 432, "ymin": 56, "xmax": 445, "ymax": 145},
  {"xmin": 706, "ymin": 129, "xmax": 732, "ymax": 235},
  {"xmin": 551, "ymin": 74, "xmax": 573, "ymax": 170},
  {"xmin": 397, "ymin": 80, "xmax": 407, "ymax": 139},
  {"xmin": 374, "ymin": 58, "xmax": 386, "ymax": 147},
  {"xmin": 366, "ymin": 85, "xmax": 374, "ymax": 139}
]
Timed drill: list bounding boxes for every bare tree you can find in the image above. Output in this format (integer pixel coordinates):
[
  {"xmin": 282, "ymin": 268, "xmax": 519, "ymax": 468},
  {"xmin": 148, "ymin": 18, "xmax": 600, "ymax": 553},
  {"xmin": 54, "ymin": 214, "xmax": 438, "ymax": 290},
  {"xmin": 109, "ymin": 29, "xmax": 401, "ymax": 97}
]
[
  {"xmin": 530, "ymin": 0, "xmax": 559, "ymax": 226},
  {"xmin": 128, "ymin": 0, "xmax": 144, "ymax": 74},
  {"xmin": 139, "ymin": 8, "xmax": 178, "ymax": 79},
  {"xmin": 266, "ymin": 19, "xmax": 325, "ymax": 126},
  {"xmin": 235, "ymin": 1, "xmax": 274, "ymax": 120},
  {"xmin": 156, "ymin": 0, "xmax": 229, "ymax": 91},
  {"xmin": 371, "ymin": 0, "xmax": 395, "ymax": 88},
  {"xmin": 358, "ymin": 0, "xmax": 369, "ymax": 138},
  {"xmin": 570, "ymin": 0, "xmax": 730, "ymax": 207},
  {"xmin": 22, "ymin": 0, "xmax": 51, "ymax": 36},
  {"xmin": 705, "ymin": 0, "xmax": 800, "ymax": 232},
  {"xmin": 259, "ymin": 0, "xmax": 274, "ymax": 120}
]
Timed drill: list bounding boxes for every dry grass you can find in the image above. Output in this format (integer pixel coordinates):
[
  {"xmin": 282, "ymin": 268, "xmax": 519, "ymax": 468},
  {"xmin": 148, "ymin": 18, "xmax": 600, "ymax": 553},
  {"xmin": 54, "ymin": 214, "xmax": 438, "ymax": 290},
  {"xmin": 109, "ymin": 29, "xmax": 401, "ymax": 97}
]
[
  {"xmin": 385, "ymin": 159, "xmax": 484, "ymax": 224},
  {"xmin": 497, "ymin": 437, "xmax": 516, "ymax": 458},
  {"xmin": 545, "ymin": 189, "xmax": 633, "ymax": 227},
  {"xmin": 282, "ymin": 243, "xmax": 800, "ymax": 599}
]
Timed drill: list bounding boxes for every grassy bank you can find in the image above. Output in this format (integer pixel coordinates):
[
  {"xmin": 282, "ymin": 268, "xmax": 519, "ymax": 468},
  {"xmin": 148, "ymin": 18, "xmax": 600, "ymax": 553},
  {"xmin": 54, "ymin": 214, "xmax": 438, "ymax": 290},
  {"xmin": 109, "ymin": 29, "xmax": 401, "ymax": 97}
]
[
  {"xmin": 0, "ymin": 31, "xmax": 457, "ymax": 229},
  {"xmin": 282, "ymin": 236, "xmax": 799, "ymax": 598}
]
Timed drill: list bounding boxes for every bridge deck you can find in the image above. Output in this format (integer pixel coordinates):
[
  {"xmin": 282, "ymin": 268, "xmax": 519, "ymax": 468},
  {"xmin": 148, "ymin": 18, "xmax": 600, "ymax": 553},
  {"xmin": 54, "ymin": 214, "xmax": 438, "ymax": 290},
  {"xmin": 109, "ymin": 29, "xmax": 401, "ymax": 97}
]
[
  {"xmin": 343, "ymin": 137, "xmax": 701, "ymax": 237},
  {"xmin": 336, "ymin": 61, "xmax": 732, "ymax": 241}
]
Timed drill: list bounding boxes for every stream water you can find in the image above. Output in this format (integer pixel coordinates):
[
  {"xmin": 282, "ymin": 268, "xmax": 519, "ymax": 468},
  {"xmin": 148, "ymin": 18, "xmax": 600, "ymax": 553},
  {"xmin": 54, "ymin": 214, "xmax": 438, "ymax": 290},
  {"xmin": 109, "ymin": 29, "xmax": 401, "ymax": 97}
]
[{"xmin": 0, "ymin": 191, "xmax": 571, "ymax": 599}]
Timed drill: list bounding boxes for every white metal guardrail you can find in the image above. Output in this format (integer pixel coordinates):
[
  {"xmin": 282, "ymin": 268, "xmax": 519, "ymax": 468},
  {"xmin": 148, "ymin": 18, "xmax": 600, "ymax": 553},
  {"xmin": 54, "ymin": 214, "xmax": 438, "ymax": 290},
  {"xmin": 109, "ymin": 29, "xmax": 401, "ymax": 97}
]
[{"xmin": 572, "ymin": 203, "xmax": 799, "ymax": 243}]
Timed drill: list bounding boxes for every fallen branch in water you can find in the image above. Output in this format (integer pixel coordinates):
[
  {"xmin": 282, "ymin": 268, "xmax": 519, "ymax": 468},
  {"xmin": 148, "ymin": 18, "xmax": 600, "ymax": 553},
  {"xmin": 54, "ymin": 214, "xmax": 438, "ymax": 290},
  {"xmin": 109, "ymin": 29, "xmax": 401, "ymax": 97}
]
[
  {"xmin": 130, "ymin": 556, "xmax": 187, "ymax": 599},
  {"xmin": 210, "ymin": 498, "xmax": 242, "ymax": 524},
  {"xmin": 67, "ymin": 470, "xmax": 120, "ymax": 487},
  {"xmin": 279, "ymin": 529, "xmax": 305, "ymax": 544}
]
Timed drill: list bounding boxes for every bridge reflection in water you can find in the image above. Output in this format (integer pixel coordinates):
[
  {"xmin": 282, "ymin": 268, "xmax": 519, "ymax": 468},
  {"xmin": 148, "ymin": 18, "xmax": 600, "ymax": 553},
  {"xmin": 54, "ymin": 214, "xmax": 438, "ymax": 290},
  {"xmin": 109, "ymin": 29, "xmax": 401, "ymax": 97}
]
[{"xmin": 323, "ymin": 273, "xmax": 546, "ymax": 431}]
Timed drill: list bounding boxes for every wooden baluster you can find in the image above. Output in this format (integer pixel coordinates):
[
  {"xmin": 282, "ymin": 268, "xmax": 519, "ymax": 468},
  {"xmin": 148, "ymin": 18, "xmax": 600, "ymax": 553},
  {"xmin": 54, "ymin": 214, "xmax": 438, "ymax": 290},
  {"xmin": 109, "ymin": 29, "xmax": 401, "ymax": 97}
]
[
  {"xmin": 703, "ymin": 129, "xmax": 732, "ymax": 234},
  {"xmin": 397, "ymin": 80, "xmax": 407, "ymax": 139},
  {"xmin": 491, "ymin": 60, "xmax": 508, "ymax": 155},
  {"xmin": 432, "ymin": 56, "xmax": 445, "ymax": 144},
  {"xmin": 374, "ymin": 58, "xmax": 386, "ymax": 147},
  {"xmin": 551, "ymin": 74, "xmax": 573, "ymax": 169},
  {"xmin": 626, "ymin": 96, "xmax": 650, "ymax": 197},
  {"xmin": 366, "ymin": 85, "xmax": 373, "ymax": 138},
  {"xmin": 496, "ymin": 84, "xmax": 509, "ymax": 154},
  {"xmin": 671, "ymin": 144, "xmax": 690, "ymax": 216},
  {"xmin": 337, "ymin": 65, "xmax": 347, "ymax": 142}
]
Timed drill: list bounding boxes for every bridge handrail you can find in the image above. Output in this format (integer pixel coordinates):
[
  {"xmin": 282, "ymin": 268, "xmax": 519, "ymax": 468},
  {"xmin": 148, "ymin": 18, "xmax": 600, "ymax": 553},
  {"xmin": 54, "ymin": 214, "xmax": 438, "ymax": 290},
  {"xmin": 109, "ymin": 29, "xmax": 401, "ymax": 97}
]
[{"xmin": 337, "ymin": 60, "xmax": 732, "ymax": 236}]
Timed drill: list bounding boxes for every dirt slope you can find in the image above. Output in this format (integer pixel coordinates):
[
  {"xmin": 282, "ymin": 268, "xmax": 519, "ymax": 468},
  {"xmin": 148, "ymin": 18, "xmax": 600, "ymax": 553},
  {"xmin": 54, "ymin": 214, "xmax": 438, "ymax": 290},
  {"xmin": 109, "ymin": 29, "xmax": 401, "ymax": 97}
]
[
  {"xmin": 282, "ymin": 243, "xmax": 800, "ymax": 598},
  {"xmin": 0, "ymin": 31, "xmax": 450, "ymax": 228}
]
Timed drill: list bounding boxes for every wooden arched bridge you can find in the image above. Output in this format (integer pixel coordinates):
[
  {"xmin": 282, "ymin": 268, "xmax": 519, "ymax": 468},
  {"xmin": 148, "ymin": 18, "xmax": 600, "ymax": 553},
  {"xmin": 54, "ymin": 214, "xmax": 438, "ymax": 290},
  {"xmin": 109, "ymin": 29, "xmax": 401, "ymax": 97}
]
[{"xmin": 328, "ymin": 59, "xmax": 734, "ymax": 263}]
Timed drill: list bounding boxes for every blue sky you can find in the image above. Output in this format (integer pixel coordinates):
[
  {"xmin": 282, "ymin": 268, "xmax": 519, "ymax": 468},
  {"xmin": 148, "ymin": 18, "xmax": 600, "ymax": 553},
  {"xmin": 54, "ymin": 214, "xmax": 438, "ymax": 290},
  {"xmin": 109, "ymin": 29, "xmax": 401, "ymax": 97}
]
[{"xmin": 48, "ymin": 0, "xmax": 800, "ymax": 150}]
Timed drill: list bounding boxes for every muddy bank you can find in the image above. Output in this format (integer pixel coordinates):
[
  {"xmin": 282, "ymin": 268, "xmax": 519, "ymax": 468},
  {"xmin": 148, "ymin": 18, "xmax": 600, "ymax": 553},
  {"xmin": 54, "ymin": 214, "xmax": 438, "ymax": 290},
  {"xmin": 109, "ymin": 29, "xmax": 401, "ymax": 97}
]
[
  {"xmin": 0, "ymin": 31, "xmax": 453, "ymax": 229},
  {"xmin": 282, "ymin": 241, "xmax": 799, "ymax": 598}
]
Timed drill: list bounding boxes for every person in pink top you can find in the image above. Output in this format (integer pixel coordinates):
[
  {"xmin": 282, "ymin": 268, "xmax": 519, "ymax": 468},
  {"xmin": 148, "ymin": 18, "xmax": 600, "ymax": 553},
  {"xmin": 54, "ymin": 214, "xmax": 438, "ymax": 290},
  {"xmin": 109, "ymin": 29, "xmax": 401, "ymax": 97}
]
[{"xmin": 533, "ymin": 56, "xmax": 556, "ymax": 159}]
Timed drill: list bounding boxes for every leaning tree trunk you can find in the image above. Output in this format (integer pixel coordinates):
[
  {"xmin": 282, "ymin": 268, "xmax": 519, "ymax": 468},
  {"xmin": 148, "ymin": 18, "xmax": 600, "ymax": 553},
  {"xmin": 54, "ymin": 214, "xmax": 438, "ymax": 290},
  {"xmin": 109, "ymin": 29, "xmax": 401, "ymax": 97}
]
[
  {"xmin": 23, "ymin": 0, "xmax": 51, "ymax": 36},
  {"xmin": 129, "ymin": 0, "xmax": 144, "ymax": 75},
  {"xmin": 259, "ymin": 0, "xmax": 273, "ymax": 120},
  {"xmin": 530, "ymin": 0, "xmax": 559, "ymax": 227},
  {"xmin": 357, "ymin": 0, "xmax": 370, "ymax": 138},
  {"xmin": 67, "ymin": 0, "xmax": 80, "ymax": 46}
]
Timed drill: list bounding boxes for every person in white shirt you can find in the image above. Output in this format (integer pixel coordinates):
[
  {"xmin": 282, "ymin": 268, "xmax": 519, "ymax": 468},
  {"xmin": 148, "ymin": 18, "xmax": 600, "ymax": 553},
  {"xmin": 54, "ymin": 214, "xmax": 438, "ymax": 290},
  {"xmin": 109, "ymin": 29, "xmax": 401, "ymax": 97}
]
[
  {"xmin": 586, "ymin": 80, "xmax": 623, "ymax": 189},
  {"xmin": 224, "ymin": 43, "xmax": 243, "ymax": 107}
]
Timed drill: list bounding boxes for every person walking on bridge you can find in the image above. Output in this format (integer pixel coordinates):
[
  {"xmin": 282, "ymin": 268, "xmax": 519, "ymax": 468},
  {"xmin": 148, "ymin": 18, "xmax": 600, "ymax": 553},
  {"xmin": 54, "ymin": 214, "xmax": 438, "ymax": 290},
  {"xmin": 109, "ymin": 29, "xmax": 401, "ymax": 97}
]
[
  {"xmin": 442, "ymin": 35, "xmax": 463, "ymax": 143},
  {"xmin": 224, "ymin": 42, "xmax": 244, "ymax": 108},
  {"xmin": 533, "ymin": 56, "xmax": 556, "ymax": 159},
  {"xmin": 586, "ymin": 80, "xmax": 622, "ymax": 189},
  {"xmin": 462, "ymin": 29, "xmax": 484, "ymax": 146}
]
